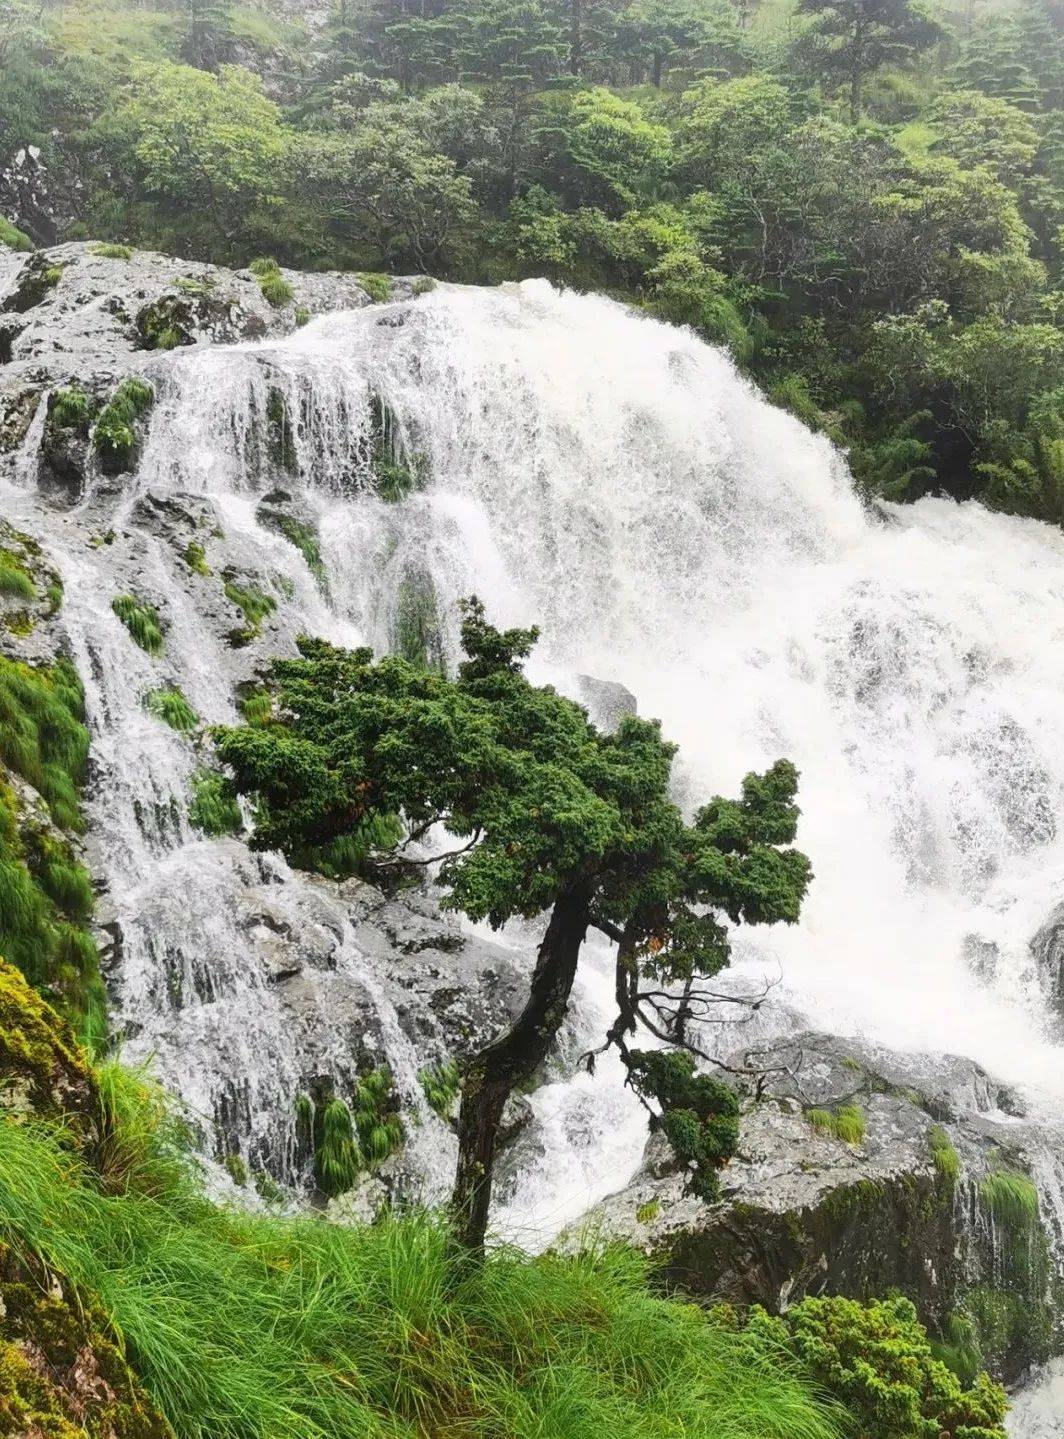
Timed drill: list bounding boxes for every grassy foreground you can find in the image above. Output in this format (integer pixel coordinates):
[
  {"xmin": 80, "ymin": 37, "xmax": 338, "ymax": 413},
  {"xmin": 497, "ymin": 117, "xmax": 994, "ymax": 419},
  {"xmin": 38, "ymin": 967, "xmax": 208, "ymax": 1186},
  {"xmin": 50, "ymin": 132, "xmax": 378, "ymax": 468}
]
[{"xmin": 0, "ymin": 1109, "xmax": 842, "ymax": 1439}]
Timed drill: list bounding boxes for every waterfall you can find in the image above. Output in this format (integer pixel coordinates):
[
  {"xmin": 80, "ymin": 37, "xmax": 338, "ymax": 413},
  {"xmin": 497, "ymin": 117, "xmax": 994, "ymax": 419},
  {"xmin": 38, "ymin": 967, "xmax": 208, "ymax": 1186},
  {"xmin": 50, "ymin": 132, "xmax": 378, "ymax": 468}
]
[{"xmin": 8, "ymin": 278, "xmax": 1064, "ymax": 1257}]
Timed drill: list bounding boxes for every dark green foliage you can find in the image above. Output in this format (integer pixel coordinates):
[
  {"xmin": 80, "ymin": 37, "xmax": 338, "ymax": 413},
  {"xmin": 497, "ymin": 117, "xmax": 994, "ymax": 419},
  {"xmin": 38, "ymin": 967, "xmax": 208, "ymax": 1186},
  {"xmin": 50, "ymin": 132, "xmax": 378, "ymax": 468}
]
[
  {"xmin": 627, "ymin": 1049, "xmax": 739, "ymax": 1201},
  {"xmin": 352, "ymin": 1065, "xmax": 404, "ymax": 1166},
  {"xmin": 112, "ymin": 595, "xmax": 164, "ymax": 656},
  {"xmin": 144, "ymin": 686, "xmax": 199, "ymax": 732},
  {"xmin": 187, "ymin": 768, "xmax": 242, "ymax": 836},
  {"xmin": 748, "ymin": 1294, "xmax": 1007, "ymax": 1439},
  {"xmin": 369, "ymin": 396, "xmax": 423, "ymax": 502},
  {"xmin": 313, "ymin": 1096, "xmax": 361, "ymax": 1195},
  {"xmin": 92, "ymin": 379, "xmax": 154, "ymax": 475}
]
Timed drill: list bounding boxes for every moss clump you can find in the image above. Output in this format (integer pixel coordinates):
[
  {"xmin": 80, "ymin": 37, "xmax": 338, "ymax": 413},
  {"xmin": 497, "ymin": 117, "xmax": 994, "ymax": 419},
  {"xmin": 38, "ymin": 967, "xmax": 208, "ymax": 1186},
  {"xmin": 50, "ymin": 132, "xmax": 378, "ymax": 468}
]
[
  {"xmin": 0, "ymin": 218, "xmax": 33, "ymax": 252},
  {"xmin": 90, "ymin": 242, "xmax": 133, "ymax": 260},
  {"xmin": 636, "ymin": 1199, "xmax": 661, "ymax": 1224},
  {"xmin": 187, "ymin": 769, "xmax": 242, "ymax": 837},
  {"xmin": 411, "ymin": 277, "xmax": 436, "ymax": 296},
  {"xmin": 419, "ymin": 1058, "xmax": 461, "ymax": 1118},
  {"xmin": 264, "ymin": 390, "xmax": 297, "ymax": 474},
  {"xmin": 92, "ymin": 378, "xmax": 154, "ymax": 474},
  {"xmin": 929, "ymin": 1125, "xmax": 961, "ymax": 1185},
  {"xmin": 962, "ymin": 1284, "xmax": 1053, "ymax": 1381},
  {"xmin": 143, "ymin": 687, "xmax": 198, "ymax": 733},
  {"xmin": 223, "ymin": 577, "xmax": 277, "ymax": 646},
  {"xmin": 112, "ymin": 595, "xmax": 164, "ymax": 656},
  {"xmin": 979, "ymin": 1170, "xmax": 1038, "ymax": 1228},
  {"xmin": 182, "ymin": 539, "xmax": 211, "ymax": 576},
  {"xmin": 806, "ymin": 1104, "xmax": 866, "ymax": 1145},
  {"xmin": 294, "ymin": 305, "xmax": 311, "ymax": 327},
  {"xmin": 356, "ymin": 272, "xmax": 392, "ymax": 303}
]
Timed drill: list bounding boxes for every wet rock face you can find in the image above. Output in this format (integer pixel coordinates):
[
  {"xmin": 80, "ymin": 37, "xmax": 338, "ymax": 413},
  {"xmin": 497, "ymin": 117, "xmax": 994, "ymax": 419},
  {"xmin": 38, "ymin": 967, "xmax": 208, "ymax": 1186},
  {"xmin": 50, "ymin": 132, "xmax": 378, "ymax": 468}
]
[
  {"xmin": 572, "ymin": 1032, "xmax": 1057, "ymax": 1386},
  {"xmin": 1031, "ymin": 902, "xmax": 1064, "ymax": 1026}
]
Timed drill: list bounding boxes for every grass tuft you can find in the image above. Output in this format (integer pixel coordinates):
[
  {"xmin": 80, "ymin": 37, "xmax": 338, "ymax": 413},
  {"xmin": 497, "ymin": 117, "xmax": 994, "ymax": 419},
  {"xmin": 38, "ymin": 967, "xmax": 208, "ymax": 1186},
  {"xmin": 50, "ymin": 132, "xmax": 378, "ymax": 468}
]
[
  {"xmin": 419, "ymin": 1058, "xmax": 461, "ymax": 1118},
  {"xmin": 144, "ymin": 687, "xmax": 198, "ymax": 732},
  {"xmin": 979, "ymin": 1170, "xmax": 1038, "ymax": 1228},
  {"xmin": 91, "ymin": 242, "xmax": 133, "ymax": 260},
  {"xmin": 356, "ymin": 272, "xmax": 393, "ymax": 303},
  {"xmin": 112, "ymin": 595, "xmax": 164, "ymax": 655},
  {"xmin": 807, "ymin": 1104, "xmax": 866, "ymax": 1145},
  {"xmin": 187, "ymin": 768, "xmax": 242, "ymax": 837},
  {"xmin": 929, "ymin": 1125, "xmax": 961, "ymax": 1185}
]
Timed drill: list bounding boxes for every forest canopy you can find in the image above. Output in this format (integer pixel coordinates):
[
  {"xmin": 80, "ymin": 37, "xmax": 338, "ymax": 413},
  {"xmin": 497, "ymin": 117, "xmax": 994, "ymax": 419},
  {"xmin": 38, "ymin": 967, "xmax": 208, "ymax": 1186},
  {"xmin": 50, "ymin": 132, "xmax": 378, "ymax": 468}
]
[{"xmin": 2, "ymin": 0, "xmax": 1063, "ymax": 521}]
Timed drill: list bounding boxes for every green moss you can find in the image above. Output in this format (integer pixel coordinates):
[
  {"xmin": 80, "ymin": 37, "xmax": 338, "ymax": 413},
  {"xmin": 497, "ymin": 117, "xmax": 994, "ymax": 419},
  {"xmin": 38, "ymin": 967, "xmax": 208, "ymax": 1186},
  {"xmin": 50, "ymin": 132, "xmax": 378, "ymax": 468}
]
[
  {"xmin": 636, "ymin": 1199, "xmax": 661, "ymax": 1224},
  {"xmin": 294, "ymin": 305, "xmax": 311, "ymax": 327},
  {"xmin": 356, "ymin": 272, "xmax": 393, "ymax": 303},
  {"xmin": 112, "ymin": 595, "xmax": 164, "ymax": 656},
  {"xmin": 0, "ymin": 957, "xmax": 96, "ymax": 1125},
  {"xmin": 187, "ymin": 769, "xmax": 242, "ymax": 837},
  {"xmin": 393, "ymin": 572, "xmax": 443, "ymax": 671},
  {"xmin": 44, "ymin": 583, "xmax": 63, "ymax": 615},
  {"xmin": 929, "ymin": 1125, "xmax": 961, "ymax": 1186},
  {"xmin": 182, "ymin": 540, "xmax": 211, "ymax": 576},
  {"xmin": 962, "ymin": 1284, "xmax": 1053, "ymax": 1378},
  {"xmin": 143, "ymin": 687, "xmax": 198, "ymax": 733},
  {"xmin": 92, "ymin": 379, "xmax": 154, "ymax": 475},
  {"xmin": 0, "ymin": 218, "xmax": 33, "ymax": 252},
  {"xmin": 173, "ymin": 276, "xmax": 215, "ymax": 296},
  {"xmin": 418, "ymin": 1058, "xmax": 461, "ymax": 1118},
  {"xmin": 223, "ymin": 577, "xmax": 277, "ymax": 646},
  {"xmin": 4, "ymin": 611, "xmax": 34, "ymax": 637},
  {"xmin": 411, "ymin": 277, "xmax": 436, "ymax": 296},
  {"xmin": 90, "ymin": 242, "xmax": 133, "ymax": 260},
  {"xmin": 265, "ymin": 390, "xmax": 297, "ymax": 474},
  {"xmin": 43, "ymin": 265, "xmax": 64, "ymax": 287},
  {"xmin": 368, "ymin": 395, "xmax": 423, "ymax": 502},
  {"xmin": 806, "ymin": 1104, "xmax": 866, "ymax": 1144}
]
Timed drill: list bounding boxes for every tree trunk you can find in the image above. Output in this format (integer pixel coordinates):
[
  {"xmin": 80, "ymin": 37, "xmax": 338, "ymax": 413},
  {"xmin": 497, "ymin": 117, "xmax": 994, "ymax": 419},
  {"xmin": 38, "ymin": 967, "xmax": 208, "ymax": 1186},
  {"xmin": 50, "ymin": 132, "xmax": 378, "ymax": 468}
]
[
  {"xmin": 653, "ymin": 51, "xmax": 663, "ymax": 87},
  {"xmin": 451, "ymin": 881, "xmax": 592, "ymax": 1254}
]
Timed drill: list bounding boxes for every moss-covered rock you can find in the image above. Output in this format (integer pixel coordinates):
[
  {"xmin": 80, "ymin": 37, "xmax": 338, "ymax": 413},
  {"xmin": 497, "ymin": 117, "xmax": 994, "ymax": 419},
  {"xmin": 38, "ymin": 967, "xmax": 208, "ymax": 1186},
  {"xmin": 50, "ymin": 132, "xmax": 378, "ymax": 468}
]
[
  {"xmin": 0, "ymin": 1242, "xmax": 171, "ymax": 1438},
  {"xmin": 0, "ymin": 957, "xmax": 96, "ymax": 1132}
]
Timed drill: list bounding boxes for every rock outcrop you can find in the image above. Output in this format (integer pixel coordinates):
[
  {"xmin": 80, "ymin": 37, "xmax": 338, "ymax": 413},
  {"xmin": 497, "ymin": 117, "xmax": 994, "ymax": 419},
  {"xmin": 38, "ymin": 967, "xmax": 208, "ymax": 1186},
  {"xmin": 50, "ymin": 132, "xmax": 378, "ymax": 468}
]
[{"xmin": 570, "ymin": 1031, "xmax": 1060, "ymax": 1385}]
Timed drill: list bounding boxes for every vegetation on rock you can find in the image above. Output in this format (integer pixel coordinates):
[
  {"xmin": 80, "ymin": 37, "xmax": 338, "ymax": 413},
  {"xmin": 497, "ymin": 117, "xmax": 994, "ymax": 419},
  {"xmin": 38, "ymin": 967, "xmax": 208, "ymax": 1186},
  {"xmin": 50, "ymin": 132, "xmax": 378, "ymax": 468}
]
[
  {"xmin": 93, "ymin": 379, "xmax": 155, "ymax": 475},
  {"xmin": 112, "ymin": 595, "xmax": 164, "ymax": 655}
]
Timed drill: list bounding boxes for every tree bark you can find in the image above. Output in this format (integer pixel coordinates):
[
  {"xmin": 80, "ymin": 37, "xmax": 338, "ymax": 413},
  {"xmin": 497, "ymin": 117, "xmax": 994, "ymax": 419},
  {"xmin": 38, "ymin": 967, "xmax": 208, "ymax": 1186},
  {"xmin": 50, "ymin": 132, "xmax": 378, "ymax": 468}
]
[
  {"xmin": 569, "ymin": 0, "xmax": 584, "ymax": 75},
  {"xmin": 451, "ymin": 881, "xmax": 592, "ymax": 1254}
]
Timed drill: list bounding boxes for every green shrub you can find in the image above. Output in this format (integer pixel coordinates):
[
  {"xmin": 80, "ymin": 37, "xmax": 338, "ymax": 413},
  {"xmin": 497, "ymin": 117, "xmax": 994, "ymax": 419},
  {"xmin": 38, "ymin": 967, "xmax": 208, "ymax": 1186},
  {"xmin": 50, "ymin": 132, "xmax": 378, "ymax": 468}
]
[
  {"xmin": 187, "ymin": 769, "xmax": 242, "ymax": 836},
  {"xmin": 0, "ymin": 1110, "xmax": 845, "ymax": 1439},
  {"xmin": 419, "ymin": 1058, "xmax": 461, "ymax": 1117},
  {"xmin": 144, "ymin": 687, "xmax": 198, "ymax": 732},
  {"xmin": 112, "ymin": 595, "xmax": 164, "ymax": 655},
  {"xmin": 313, "ymin": 1097, "xmax": 361, "ymax": 1196},
  {"xmin": 0, "ymin": 217, "xmax": 33, "ymax": 252},
  {"xmin": 749, "ymin": 1294, "xmax": 1006, "ymax": 1439},
  {"xmin": 411, "ymin": 277, "xmax": 436, "ymax": 296},
  {"xmin": 627, "ymin": 1049, "xmax": 739, "ymax": 1202},
  {"xmin": 92, "ymin": 378, "xmax": 154, "ymax": 474},
  {"xmin": 356, "ymin": 271, "xmax": 392, "ymax": 303},
  {"xmin": 49, "ymin": 387, "xmax": 93, "ymax": 433},
  {"xmin": 91, "ymin": 243, "xmax": 133, "ymax": 260}
]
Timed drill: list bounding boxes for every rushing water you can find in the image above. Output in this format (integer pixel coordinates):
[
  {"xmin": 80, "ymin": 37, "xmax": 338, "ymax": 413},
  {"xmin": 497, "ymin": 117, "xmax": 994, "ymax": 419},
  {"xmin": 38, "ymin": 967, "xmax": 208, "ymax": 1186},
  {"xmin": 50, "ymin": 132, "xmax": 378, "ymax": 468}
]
[{"xmin": 8, "ymin": 279, "xmax": 1064, "ymax": 1421}]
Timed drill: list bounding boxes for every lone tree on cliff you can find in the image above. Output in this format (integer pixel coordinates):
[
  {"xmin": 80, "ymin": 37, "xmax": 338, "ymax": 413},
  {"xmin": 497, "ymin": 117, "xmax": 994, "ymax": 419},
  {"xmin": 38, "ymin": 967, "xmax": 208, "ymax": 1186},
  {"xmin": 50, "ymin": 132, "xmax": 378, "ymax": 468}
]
[{"xmin": 214, "ymin": 599, "xmax": 811, "ymax": 1252}]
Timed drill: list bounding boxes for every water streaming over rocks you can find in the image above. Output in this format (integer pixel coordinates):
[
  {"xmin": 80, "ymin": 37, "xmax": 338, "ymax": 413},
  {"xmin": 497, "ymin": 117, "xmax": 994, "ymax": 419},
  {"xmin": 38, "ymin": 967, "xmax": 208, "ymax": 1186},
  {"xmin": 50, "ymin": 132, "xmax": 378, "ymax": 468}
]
[{"xmin": 7, "ymin": 268, "xmax": 1064, "ymax": 1421}]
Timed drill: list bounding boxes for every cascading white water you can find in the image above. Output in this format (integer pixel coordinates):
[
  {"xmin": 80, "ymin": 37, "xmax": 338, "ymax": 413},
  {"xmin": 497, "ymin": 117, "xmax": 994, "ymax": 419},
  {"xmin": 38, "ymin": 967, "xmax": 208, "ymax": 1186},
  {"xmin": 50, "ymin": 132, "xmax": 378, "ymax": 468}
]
[{"xmin": 9, "ymin": 280, "xmax": 1064, "ymax": 1335}]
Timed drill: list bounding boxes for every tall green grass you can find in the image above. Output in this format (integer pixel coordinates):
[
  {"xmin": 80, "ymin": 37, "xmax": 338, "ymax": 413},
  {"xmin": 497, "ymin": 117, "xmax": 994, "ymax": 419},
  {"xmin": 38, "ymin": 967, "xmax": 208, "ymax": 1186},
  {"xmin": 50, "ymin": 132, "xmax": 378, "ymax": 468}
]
[{"xmin": 0, "ymin": 1115, "xmax": 842, "ymax": 1439}]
